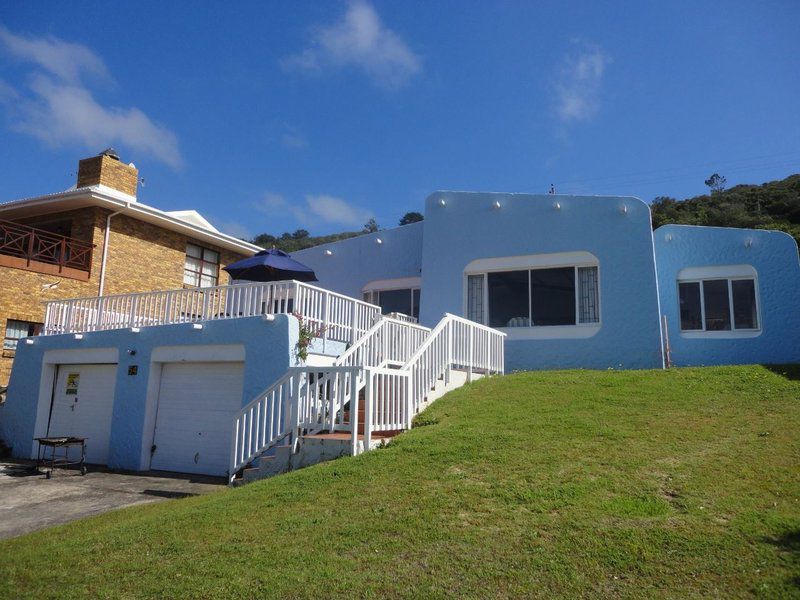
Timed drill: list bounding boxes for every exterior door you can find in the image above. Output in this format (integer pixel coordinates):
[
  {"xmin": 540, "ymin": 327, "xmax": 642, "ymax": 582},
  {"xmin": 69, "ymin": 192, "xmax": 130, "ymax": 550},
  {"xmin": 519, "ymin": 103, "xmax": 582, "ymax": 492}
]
[
  {"xmin": 47, "ymin": 364, "xmax": 118, "ymax": 465},
  {"xmin": 150, "ymin": 362, "xmax": 245, "ymax": 476}
]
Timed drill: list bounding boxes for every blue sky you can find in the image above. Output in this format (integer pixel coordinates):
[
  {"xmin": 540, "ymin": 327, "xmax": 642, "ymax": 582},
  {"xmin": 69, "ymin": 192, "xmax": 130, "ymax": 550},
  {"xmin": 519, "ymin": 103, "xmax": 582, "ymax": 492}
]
[{"xmin": 1, "ymin": 1, "xmax": 798, "ymax": 239}]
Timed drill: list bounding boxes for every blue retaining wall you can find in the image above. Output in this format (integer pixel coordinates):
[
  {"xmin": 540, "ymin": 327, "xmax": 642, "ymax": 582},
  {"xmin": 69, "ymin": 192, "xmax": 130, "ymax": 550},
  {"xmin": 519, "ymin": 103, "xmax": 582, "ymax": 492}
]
[{"xmin": 654, "ymin": 225, "xmax": 800, "ymax": 366}]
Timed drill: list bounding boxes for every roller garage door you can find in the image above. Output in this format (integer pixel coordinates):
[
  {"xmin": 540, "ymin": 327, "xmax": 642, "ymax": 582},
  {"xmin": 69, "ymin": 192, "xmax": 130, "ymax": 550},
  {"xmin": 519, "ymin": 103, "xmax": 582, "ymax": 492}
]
[
  {"xmin": 47, "ymin": 364, "xmax": 118, "ymax": 465},
  {"xmin": 150, "ymin": 362, "xmax": 245, "ymax": 476}
]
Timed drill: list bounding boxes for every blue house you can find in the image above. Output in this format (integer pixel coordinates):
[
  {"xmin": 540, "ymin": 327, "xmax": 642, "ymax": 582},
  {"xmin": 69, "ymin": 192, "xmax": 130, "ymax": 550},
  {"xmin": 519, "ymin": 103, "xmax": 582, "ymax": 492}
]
[{"xmin": 2, "ymin": 190, "xmax": 798, "ymax": 479}]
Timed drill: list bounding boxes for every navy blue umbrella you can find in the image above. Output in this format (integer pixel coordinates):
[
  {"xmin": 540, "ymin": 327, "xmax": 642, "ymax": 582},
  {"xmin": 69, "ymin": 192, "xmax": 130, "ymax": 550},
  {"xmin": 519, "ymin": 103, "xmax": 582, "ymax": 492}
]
[{"xmin": 223, "ymin": 248, "xmax": 318, "ymax": 282}]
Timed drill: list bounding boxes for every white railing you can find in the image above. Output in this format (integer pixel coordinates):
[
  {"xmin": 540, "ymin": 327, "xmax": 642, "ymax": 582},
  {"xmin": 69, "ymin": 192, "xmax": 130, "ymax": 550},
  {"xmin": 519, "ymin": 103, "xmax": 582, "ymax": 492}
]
[
  {"xmin": 230, "ymin": 366, "xmax": 362, "ymax": 479},
  {"xmin": 335, "ymin": 316, "xmax": 430, "ymax": 369},
  {"xmin": 402, "ymin": 313, "xmax": 505, "ymax": 415},
  {"xmin": 229, "ymin": 312, "xmax": 505, "ymax": 482},
  {"xmin": 43, "ymin": 280, "xmax": 380, "ymax": 344},
  {"xmin": 385, "ymin": 312, "xmax": 418, "ymax": 324}
]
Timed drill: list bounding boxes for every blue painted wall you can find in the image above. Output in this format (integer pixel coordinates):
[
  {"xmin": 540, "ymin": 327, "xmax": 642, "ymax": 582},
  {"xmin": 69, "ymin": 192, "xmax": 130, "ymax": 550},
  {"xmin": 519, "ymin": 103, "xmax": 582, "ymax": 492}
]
[
  {"xmin": 654, "ymin": 225, "xmax": 800, "ymax": 366},
  {"xmin": 291, "ymin": 221, "xmax": 423, "ymax": 299},
  {"xmin": 3, "ymin": 315, "xmax": 301, "ymax": 469},
  {"xmin": 420, "ymin": 192, "xmax": 665, "ymax": 370}
]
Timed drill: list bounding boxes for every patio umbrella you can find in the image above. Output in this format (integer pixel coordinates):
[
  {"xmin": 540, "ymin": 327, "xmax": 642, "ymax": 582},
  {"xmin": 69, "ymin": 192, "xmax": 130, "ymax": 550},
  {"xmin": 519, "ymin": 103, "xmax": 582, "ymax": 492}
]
[{"xmin": 223, "ymin": 248, "xmax": 318, "ymax": 282}]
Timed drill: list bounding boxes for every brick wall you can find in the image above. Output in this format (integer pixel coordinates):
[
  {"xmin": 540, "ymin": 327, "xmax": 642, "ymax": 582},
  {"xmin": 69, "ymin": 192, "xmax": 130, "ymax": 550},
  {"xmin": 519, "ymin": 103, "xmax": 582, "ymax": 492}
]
[
  {"xmin": 77, "ymin": 155, "xmax": 138, "ymax": 197},
  {"xmin": 0, "ymin": 207, "xmax": 248, "ymax": 384}
]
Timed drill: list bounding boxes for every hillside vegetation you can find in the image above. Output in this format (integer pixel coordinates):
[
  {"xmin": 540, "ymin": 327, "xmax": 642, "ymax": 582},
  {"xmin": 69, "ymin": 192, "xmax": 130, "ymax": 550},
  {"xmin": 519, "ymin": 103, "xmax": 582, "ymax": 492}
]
[
  {"xmin": 651, "ymin": 174, "xmax": 800, "ymax": 244},
  {"xmin": 2, "ymin": 366, "xmax": 798, "ymax": 598}
]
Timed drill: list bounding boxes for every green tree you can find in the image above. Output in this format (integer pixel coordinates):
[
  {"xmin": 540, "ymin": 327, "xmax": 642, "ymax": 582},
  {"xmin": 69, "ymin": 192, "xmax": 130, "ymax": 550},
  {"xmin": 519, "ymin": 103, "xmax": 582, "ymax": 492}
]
[
  {"xmin": 399, "ymin": 211, "xmax": 424, "ymax": 225},
  {"xmin": 362, "ymin": 218, "xmax": 379, "ymax": 233},
  {"xmin": 704, "ymin": 173, "xmax": 727, "ymax": 194}
]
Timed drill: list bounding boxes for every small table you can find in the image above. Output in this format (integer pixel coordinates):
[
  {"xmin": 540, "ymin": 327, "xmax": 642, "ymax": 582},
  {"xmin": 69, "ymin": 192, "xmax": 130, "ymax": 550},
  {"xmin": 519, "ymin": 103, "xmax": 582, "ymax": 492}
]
[{"xmin": 35, "ymin": 437, "xmax": 87, "ymax": 478}]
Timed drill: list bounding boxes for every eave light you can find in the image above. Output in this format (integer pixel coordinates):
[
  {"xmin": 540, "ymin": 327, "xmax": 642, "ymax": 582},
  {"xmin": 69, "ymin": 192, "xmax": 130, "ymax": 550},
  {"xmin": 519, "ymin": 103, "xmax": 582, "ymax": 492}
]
[
  {"xmin": 324, "ymin": 249, "xmax": 333, "ymax": 256},
  {"xmin": 437, "ymin": 198, "xmax": 446, "ymax": 207},
  {"xmin": 376, "ymin": 238, "xmax": 383, "ymax": 245},
  {"xmin": 491, "ymin": 200, "xmax": 501, "ymax": 209},
  {"xmin": 553, "ymin": 201, "xmax": 561, "ymax": 210}
]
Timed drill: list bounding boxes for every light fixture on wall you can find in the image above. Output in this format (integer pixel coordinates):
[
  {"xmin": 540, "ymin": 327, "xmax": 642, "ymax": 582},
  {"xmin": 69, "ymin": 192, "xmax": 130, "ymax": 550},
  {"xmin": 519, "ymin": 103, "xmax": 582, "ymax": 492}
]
[
  {"xmin": 126, "ymin": 349, "xmax": 137, "ymax": 356},
  {"xmin": 553, "ymin": 201, "xmax": 561, "ymax": 210},
  {"xmin": 491, "ymin": 200, "xmax": 501, "ymax": 209},
  {"xmin": 437, "ymin": 198, "xmax": 446, "ymax": 207},
  {"xmin": 619, "ymin": 205, "xmax": 628, "ymax": 215},
  {"xmin": 744, "ymin": 238, "xmax": 753, "ymax": 248},
  {"xmin": 665, "ymin": 234, "xmax": 673, "ymax": 242},
  {"xmin": 130, "ymin": 327, "xmax": 141, "ymax": 333},
  {"xmin": 376, "ymin": 238, "xmax": 383, "ymax": 245},
  {"xmin": 191, "ymin": 323, "xmax": 203, "ymax": 330},
  {"xmin": 73, "ymin": 334, "xmax": 84, "ymax": 340},
  {"xmin": 324, "ymin": 249, "xmax": 333, "ymax": 256},
  {"xmin": 24, "ymin": 338, "xmax": 34, "ymax": 345}
]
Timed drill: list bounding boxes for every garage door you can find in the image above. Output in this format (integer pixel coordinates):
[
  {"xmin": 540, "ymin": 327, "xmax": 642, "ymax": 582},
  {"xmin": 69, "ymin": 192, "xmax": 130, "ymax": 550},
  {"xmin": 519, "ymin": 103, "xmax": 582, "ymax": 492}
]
[
  {"xmin": 150, "ymin": 362, "xmax": 245, "ymax": 476},
  {"xmin": 47, "ymin": 364, "xmax": 118, "ymax": 465}
]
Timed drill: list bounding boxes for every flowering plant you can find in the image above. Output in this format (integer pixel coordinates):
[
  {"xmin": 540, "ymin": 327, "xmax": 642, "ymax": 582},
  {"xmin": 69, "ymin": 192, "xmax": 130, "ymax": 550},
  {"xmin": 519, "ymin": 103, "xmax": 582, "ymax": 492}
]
[{"xmin": 293, "ymin": 312, "xmax": 327, "ymax": 362}]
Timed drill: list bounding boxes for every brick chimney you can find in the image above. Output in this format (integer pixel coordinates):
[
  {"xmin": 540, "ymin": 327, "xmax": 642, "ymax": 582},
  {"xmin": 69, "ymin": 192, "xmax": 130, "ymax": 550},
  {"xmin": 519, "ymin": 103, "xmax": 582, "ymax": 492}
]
[{"xmin": 77, "ymin": 148, "xmax": 138, "ymax": 198}]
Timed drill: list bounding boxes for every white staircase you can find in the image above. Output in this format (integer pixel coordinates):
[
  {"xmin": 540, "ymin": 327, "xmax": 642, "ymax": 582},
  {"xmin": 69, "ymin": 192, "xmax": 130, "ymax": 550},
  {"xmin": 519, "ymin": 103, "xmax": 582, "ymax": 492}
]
[{"xmin": 229, "ymin": 313, "xmax": 505, "ymax": 484}]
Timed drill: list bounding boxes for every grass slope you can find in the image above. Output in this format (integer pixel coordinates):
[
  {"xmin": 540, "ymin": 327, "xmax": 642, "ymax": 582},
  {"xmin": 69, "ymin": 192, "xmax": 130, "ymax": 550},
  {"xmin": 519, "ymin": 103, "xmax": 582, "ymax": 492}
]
[{"xmin": 2, "ymin": 366, "xmax": 799, "ymax": 599}]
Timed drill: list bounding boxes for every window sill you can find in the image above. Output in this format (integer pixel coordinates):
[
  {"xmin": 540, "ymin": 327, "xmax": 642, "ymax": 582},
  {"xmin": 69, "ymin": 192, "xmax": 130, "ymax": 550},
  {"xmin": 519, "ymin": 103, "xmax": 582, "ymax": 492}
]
[
  {"xmin": 498, "ymin": 324, "xmax": 601, "ymax": 340},
  {"xmin": 680, "ymin": 329, "xmax": 762, "ymax": 339}
]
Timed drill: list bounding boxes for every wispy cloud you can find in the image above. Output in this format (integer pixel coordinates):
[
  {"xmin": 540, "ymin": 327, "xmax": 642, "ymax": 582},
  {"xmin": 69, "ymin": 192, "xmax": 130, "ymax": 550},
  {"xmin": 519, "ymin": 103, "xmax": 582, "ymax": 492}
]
[
  {"xmin": 0, "ymin": 25, "xmax": 182, "ymax": 168},
  {"xmin": 282, "ymin": 0, "xmax": 421, "ymax": 89},
  {"xmin": 281, "ymin": 129, "xmax": 308, "ymax": 150},
  {"xmin": 255, "ymin": 191, "xmax": 373, "ymax": 229},
  {"xmin": 552, "ymin": 44, "xmax": 611, "ymax": 123}
]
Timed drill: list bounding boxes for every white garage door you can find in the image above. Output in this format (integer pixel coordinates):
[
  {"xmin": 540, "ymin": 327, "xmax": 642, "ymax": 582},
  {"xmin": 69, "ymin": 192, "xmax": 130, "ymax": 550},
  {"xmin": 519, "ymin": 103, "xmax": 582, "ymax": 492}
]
[
  {"xmin": 150, "ymin": 362, "xmax": 245, "ymax": 476},
  {"xmin": 47, "ymin": 364, "xmax": 118, "ymax": 465}
]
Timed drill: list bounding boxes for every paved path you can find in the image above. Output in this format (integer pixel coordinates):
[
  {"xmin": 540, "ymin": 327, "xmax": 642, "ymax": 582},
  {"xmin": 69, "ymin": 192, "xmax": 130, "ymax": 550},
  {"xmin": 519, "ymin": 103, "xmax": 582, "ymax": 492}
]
[{"xmin": 0, "ymin": 460, "xmax": 223, "ymax": 540}]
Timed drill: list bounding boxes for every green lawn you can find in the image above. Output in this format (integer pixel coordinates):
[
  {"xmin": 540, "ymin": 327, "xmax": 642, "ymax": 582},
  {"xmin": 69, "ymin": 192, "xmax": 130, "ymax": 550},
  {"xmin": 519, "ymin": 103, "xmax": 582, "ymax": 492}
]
[{"xmin": 2, "ymin": 366, "xmax": 799, "ymax": 599}]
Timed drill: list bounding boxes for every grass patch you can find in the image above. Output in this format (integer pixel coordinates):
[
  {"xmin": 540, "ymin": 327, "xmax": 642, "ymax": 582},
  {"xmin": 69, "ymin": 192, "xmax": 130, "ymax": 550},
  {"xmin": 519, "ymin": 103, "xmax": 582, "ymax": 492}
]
[{"xmin": 2, "ymin": 365, "xmax": 799, "ymax": 598}]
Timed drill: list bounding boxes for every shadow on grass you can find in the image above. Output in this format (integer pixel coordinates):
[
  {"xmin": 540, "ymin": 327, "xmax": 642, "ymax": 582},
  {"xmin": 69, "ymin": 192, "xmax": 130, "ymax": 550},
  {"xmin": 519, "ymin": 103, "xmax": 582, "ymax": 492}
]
[
  {"xmin": 762, "ymin": 364, "xmax": 800, "ymax": 381},
  {"xmin": 764, "ymin": 529, "xmax": 800, "ymax": 588},
  {"xmin": 140, "ymin": 489, "xmax": 199, "ymax": 500}
]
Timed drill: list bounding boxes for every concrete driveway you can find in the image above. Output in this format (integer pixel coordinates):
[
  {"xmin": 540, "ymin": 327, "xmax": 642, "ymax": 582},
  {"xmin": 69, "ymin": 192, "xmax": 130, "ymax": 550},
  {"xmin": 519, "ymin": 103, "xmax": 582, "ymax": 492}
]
[{"xmin": 0, "ymin": 460, "xmax": 224, "ymax": 540}]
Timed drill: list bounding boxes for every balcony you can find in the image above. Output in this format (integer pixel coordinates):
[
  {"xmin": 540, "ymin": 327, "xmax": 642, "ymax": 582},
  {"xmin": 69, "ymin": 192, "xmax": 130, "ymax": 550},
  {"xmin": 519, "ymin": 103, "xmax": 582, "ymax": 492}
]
[
  {"xmin": 43, "ymin": 280, "xmax": 382, "ymax": 346},
  {"xmin": 0, "ymin": 219, "xmax": 95, "ymax": 281}
]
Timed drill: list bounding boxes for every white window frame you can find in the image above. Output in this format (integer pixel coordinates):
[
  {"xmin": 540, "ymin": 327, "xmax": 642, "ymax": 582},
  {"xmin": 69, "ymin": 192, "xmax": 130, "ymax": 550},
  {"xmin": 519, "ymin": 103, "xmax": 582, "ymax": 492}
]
[
  {"xmin": 361, "ymin": 277, "xmax": 421, "ymax": 319},
  {"xmin": 463, "ymin": 251, "xmax": 601, "ymax": 340},
  {"xmin": 676, "ymin": 265, "xmax": 762, "ymax": 339}
]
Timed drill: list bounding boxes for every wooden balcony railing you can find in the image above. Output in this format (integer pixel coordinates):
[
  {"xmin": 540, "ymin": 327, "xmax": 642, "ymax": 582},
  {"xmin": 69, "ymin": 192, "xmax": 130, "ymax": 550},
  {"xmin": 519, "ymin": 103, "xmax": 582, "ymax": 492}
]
[{"xmin": 0, "ymin": 219, "xmax": 94, "ymax": 276}]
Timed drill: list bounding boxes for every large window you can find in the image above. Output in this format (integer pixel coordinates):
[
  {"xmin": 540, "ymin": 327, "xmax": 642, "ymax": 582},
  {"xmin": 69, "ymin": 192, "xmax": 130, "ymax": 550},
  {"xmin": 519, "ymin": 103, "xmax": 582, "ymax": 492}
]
[
  {"xmin": 678, "ymin": 277, "xmax": 759, "ymax": 332},
  {"xmin": 183, "ymin": 243, "xmax": 219, "ymax": 288},
  {"xmin": 467, "ymin": 263, "xmax": 600, "ymax": 329},
  {"xmin": 363, "ymin": 288, "xmax": 420, "ymax": 319},
  {"xmin": 4, "ymin": 319, "xmax": 42, "ymax": 351}
]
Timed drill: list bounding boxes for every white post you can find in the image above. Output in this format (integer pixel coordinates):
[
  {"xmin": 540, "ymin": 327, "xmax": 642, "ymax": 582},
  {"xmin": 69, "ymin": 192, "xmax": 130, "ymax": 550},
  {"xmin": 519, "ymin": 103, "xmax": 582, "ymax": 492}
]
[
  {"xmin": 322, "ymin": 292, "xmax": 329, "ymax": 353},
  {"xmin": 350, "ymin": 369, "xmax": 360, "ymax": 456},
  {"xmin": 467, "ymin": 326, "xmax": 474, "ymax": 383},
  {"xmin": 364, "ymin": 369, "xmax": 373, "ymax": 450},
  {"xmin": 350, "ymin": 305, "xmax": 358, "ymax": 344}
]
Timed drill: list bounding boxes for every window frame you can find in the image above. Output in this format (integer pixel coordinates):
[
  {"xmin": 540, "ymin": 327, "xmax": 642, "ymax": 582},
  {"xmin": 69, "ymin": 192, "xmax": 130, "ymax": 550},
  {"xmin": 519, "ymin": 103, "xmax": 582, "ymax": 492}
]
[
  {"xmin": 463, "ymin": 252, "xmax": 601, "ymax": 340},
  {"xmin": 361, "ymin": 277, "xmax": 422, "ymax": 319},
  {"xmin": 4, "ymin": 319, "xmax": 43, "ymax": 352},
  {"xmin": 183, "ymin": 242, "xmax": 220, "ymax": 288},
  {"xmin": 676, "ymin": 275, "xmax": 761, "ymax": 337}
]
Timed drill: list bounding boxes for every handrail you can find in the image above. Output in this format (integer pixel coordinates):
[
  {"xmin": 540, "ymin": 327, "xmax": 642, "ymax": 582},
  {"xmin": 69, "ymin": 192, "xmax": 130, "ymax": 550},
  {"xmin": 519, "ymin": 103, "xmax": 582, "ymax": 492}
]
[
  {"xmin": 229, "ymin": 311, "xmax": 505, "ymax": 483},
  {"xmin": 42, "ymin": 279, "xmax": 381, "ymax": 341},
  {"xmin": 0, "ymin": 218, "xmax": 95, "ymax": 272}
]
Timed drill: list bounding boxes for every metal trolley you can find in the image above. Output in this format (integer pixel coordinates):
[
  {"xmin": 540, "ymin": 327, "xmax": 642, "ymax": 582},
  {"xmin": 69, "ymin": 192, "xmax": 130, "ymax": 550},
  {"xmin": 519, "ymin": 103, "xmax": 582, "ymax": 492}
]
[{"xmin": 35, "ymin": 437, "xmax": 87, "ymax": 478}]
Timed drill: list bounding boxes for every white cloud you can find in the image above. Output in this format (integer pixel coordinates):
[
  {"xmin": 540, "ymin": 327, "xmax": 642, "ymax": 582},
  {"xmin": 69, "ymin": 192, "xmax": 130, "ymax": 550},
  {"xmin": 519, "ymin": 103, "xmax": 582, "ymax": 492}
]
[
  {"xmin": 305, "ymin": 194, "xmax": 372, "ymax": 226},
  {"xmin": 282, "ymin": 0, "xmax": 421, "ymax": 89},
  {"xmin": 281, "ymin": 130, "xmax": 307, "ymax": 150},
  {"xmin": 0, "ymin": 26, "xmax": 182, "ymax": 168},
  {"xmin": 255, "ymin": 191, "xmax": 373, "ymax": 229},
  {"xmin": 553, "ymin": 45, "xmax": 611, "ymax": 123},
  {"xmin": 0, "ymin": 24, "xmax": 108, "ymax": 83}
]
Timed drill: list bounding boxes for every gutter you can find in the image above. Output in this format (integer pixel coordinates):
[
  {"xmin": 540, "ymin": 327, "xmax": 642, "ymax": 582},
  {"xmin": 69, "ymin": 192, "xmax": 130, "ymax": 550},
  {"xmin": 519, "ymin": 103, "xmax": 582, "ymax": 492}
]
[{"xmin": 98, "ymin": 209, "xmax": 123, "ymax": 296}]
